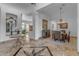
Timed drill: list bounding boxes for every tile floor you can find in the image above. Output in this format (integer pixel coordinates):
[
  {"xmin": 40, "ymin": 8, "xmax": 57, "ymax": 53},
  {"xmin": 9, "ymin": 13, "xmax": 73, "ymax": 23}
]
[{"xmin": 0, "ymin": 37, "xmax": 79, "ymax": 56}]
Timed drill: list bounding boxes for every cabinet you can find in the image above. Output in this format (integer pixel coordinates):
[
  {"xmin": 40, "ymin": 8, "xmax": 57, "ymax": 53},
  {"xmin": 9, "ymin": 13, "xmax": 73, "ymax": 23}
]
[
  {"xmin": 42, "ymin": 30, "xmax": 50, "ymax": 38},
  {"xmin": 52, "ymin": 31, "xmax": 61, "ymax": 40},
  {"xmin": 42, "ymin": 19, "xmax": 48, "ymax": 30},
  {"xmin": 42, "ymin": 19, "xmax": 50, "ymax": 38}
]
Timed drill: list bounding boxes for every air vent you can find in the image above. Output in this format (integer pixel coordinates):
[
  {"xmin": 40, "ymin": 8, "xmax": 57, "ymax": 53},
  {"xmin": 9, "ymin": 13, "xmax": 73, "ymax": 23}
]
[
  {"xmin": 30, "ymin": 3, "xmax": 36, "ymax": 6},
  {"xmin": 31, "ymin": 3, "xmax": 36, "ymax": 5}
]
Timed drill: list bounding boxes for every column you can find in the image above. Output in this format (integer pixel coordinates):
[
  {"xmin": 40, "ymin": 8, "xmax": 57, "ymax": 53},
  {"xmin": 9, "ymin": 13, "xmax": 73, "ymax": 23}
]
[
  {"xmin": 0, "ymin": 7, "xmax": 6, "ymax": 42},
  {"xmin": 32, "ymin": 12, "xmax": 41, "ymax": 40},
  {"xmin": 77, "ymin": 3, "xmax": 79, "ymax": 52}
]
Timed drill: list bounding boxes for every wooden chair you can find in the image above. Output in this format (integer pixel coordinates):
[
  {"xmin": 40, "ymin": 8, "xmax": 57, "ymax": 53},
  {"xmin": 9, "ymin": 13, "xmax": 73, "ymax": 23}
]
[{"xmin": 60, "ymin": 30, "xmax": 70, "ymax": 42}]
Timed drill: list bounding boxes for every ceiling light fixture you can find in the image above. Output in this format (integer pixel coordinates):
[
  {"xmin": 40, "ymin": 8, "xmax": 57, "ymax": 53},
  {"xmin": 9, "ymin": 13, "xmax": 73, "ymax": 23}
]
[{"xmin": 59, "ymin": 4, "xmax": 65, "ymax": 22}]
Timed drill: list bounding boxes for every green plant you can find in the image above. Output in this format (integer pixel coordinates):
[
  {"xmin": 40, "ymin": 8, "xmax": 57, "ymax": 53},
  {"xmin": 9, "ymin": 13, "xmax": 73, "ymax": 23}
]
[{"xmin": 22, "ymin": 29, "xmax": 26, "ymax": 34}]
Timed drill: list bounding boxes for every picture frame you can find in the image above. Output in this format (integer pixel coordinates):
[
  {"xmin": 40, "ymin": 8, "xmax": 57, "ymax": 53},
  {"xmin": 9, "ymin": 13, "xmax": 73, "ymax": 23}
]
[
  {"xmin": 6, "ymin": 13, "xmax": 17, "ymax": 35},
  {"xmin": 42, "ymin": 19, "xmax": 48, "ymax": 30},
  {"xmin": 59, "ymin": 23, "xmax": 68, "ymax": 29},
  {"xmin": 29, "ymin": 25, "xmax": 33, "ymax": 31}
]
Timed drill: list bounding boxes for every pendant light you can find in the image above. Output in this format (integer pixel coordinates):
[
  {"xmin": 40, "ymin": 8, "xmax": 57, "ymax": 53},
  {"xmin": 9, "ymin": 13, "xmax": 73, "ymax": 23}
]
[{"xmin": 59, "ymin": 4, "xmax": 65, "ymax": 22}]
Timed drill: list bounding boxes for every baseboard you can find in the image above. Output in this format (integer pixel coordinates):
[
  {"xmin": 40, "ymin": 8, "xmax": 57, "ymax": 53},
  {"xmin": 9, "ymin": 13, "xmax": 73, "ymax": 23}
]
[
  {"xmin": 70, "ymin": 36, "xmax": 77, "ymax": 38},
  {"xmin": 0, "ymin": 38, "xmax": 16, "ymax": 44}
]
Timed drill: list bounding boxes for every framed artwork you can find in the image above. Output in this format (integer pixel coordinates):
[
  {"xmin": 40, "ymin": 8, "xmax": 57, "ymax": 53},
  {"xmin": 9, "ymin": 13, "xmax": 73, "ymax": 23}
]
[
  {"xmin": 29, "ymin": 25, "xmax": 33, "ymax": 31},
  {"xmin": 59, "ymin": 23, "xmax": 68, "ymax": 29},
  {"xmin": 6, "ymin": 13, "xmax": 17, "ymax": 35},
  {"xmin": 42, "ymin": 19, "xmax": 48, "ymax": 30}
]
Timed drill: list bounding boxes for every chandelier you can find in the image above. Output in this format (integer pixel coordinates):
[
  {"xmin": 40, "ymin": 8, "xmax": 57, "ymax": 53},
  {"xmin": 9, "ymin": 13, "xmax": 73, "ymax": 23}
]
[{"xmin": 59, "ymin": 4, "xmax": 65, "ymax": 22}]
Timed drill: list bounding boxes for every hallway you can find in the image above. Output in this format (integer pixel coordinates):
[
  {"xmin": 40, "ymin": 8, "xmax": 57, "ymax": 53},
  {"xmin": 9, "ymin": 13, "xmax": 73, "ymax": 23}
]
[{"xmin": 0, "ymin": 3, "xmax": 78, "ymax": 56}]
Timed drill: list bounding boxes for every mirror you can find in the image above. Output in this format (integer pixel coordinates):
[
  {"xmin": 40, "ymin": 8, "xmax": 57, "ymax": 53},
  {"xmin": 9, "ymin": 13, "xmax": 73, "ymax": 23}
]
[{"xmin": 6, "ymin": 13, "xmax": 17, "ymax": 36}]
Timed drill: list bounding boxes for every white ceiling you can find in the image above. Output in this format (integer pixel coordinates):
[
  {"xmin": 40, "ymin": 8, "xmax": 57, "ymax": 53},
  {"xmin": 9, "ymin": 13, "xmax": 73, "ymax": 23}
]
[
  {"xmin": 37, "ymin": 3, "xmax": 77, "ymax": 18},
  {"xmin": 0, "ymin": 3, "xmax": 77, "ymax": 21},
  {"xmin": 0, "ymin": 3, "xmax": 35, "ymax": 14},
  {"xmin": 0, "ymin": 3, "xmax": 51, "ymax": 14}
]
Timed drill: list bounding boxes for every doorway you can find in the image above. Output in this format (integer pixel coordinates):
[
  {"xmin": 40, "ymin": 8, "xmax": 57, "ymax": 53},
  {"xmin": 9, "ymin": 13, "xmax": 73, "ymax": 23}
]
[{"xmin": 22, "ymin": 22, "xmax": 29, "ymax": 41}]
